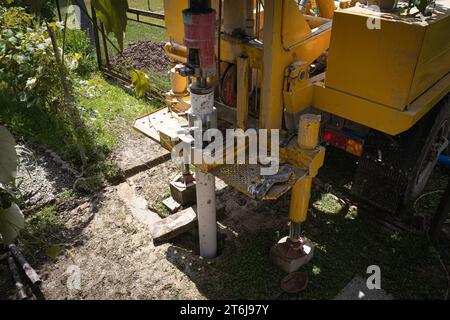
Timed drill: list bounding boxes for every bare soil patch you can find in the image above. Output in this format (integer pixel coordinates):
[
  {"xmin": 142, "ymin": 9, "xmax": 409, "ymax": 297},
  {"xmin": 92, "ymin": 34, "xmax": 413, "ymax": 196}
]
[{"xmin": 110, "ymin": 41, "xmax": 170, "ymax": 75}]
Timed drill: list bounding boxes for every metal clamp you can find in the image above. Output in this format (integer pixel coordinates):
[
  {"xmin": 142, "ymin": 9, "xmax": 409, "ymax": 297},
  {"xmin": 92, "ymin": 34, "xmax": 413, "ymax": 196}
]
[{"xmin": 248, "ymin": 165, "xmax": 293, "ymax": 200}]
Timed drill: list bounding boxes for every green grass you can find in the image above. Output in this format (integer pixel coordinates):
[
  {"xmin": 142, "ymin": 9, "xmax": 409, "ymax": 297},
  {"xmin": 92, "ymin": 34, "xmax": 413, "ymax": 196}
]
[
  {"xmin": 0, "ymin": 72, "xmax": 160, "ymax": 187},
  {"xmin": 57, "ymin": 189, "xmax": 75, "ymax": 201},
  {"xmin": 19, "ymin": 206, "xmax": 65, "ymax": 264},
  {"xmin": 150, "ymin": 190, "xmax": 172, "ymax": 218},
  {"xmin": 145, "ymin": 67, "xmax": 171, "ymax": 92},
  {"xmin": 77, "ymin": 73, "xmax": 155, "ymax": 147},
  {"xmin": 193, "ymin": 148, "xmax": 450, "ymax": 300},
  {"xmin": 128, "ymin": 0, "xmax": 164, "ymax": 12}
]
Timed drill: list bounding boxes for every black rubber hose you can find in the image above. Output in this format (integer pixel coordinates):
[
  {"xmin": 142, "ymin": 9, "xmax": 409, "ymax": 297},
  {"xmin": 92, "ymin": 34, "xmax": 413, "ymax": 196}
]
[{"xmin": 188, "ymin": 0, "xmax": 211, "ymax": 12}]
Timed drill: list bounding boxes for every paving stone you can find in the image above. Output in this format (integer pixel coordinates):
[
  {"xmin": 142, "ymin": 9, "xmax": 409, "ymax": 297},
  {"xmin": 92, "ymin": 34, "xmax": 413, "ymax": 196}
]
[
  {"xmin": 112, "ymin": 131, "xmax": 171, "ymax": 178},
  {"xmin": 334, "ymin": 275, "xmax": 393, "ymax": 300},
  {"xmin": 117, "ymin": 182, "xmax": 161, "ymax": 227},
  {"xmin": 150, "ymin": 203, "xmax": 226, "ymax": 242},
  {"xmin": 150, "ymin": 206, "xmax": 198, "ymax": 242}
]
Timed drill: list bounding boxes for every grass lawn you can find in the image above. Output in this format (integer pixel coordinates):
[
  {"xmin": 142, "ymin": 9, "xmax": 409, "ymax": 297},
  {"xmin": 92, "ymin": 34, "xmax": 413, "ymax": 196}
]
[
  {"xmin": 0, "ymin": 73, "xmax": 160, "ymax": 182},
  {"xmin": 204, "ymin": 148, "xmax": 450, "ymax": 299}
]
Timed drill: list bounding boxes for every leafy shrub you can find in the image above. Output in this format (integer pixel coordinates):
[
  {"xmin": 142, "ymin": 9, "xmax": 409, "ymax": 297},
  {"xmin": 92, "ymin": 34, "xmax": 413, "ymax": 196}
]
[
  {"xmin": 0, "ymin": 5, "xmax": 103, "ymax": 168},
  {"xmin": 0, "ymin": 6, "xmax": 62, "ymax": 110},
  {"xmin": 61, "ymin": 28, "xmax": 97, "ymax": 77}
]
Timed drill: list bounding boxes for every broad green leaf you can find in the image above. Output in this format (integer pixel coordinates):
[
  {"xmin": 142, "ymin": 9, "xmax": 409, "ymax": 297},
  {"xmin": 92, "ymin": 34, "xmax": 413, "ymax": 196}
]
[
  {"xmin": 92, "ymin": 0, "xmax": 128, "ymax": 51},
  {"xmin": 131, "ymin": 70, "xmax": 152, "ymax": 98},
  {"xmin": 0, "ymin": 203, "xmax": 24, "ymax": 245},
  {"xmin": 0, "ymin": 125, "xmax": 17, "ymax": 184}
]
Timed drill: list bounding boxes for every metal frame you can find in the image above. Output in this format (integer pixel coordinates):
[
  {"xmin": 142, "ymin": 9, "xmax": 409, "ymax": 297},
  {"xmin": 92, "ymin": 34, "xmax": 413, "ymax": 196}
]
[{"xmin": 89, "ymin": 1, "xmax": 166, "ymax": 99}]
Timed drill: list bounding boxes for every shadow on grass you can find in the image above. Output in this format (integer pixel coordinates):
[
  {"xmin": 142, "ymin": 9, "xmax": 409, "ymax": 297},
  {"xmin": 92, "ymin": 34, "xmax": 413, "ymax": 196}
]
[
  {"xmin": 0, "ymin": 86, "xmax": 106, "ymax": 170},
  {"xmin": 164, "ymin": 148, "xmax": 449, "ymax": 300},
  {"xmin": 0, "ymin": 188, "xmax": 110, "ymax": 299}
]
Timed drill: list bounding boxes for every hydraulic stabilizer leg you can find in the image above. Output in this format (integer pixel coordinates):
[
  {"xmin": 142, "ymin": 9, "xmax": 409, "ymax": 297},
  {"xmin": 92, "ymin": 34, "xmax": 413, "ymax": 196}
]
[{"xmin": 271, "ymin": 115, "xmax": 322, "ymax": 273}]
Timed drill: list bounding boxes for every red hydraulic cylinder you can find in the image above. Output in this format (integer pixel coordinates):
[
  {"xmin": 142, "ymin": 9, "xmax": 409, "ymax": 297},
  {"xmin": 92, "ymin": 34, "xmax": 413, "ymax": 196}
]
[{"xmin": 183, "ymin": 9, "xmax": 216, "ymax": 77}]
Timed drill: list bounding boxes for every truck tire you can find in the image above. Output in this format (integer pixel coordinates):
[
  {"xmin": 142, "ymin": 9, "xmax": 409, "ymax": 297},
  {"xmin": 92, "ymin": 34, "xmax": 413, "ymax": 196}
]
[{"xmin": 352, "ymin": 94, "xmax": 450, "ymax": 213}]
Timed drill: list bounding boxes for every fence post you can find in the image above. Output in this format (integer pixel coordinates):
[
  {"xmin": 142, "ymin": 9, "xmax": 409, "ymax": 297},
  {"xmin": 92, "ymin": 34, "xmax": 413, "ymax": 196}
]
[{"xmin": 90, "ymin": 2, "xmax": 102, "ymax": 69}]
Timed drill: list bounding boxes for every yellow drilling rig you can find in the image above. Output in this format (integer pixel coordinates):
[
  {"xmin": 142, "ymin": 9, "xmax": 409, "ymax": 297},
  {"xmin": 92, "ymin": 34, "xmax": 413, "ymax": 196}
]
[{"xmin": 134, "ymin": 0, "xmax": 449, "ymax": 272}]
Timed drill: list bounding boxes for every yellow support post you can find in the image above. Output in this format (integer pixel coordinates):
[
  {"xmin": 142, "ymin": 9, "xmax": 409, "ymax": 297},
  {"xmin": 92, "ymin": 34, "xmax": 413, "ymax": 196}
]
[
  {"xmin": 298, "ymin": 114, "xmax": 321, "ymax": 150},
  {"xmin": 237, "ymin": 56, "xmax": 250, "ymax": 129},
  {"xmin": 260, "ymin": 0, "xmax": 285, "ymax": 130},
  {"xmin": 316, "ymin": 0, "xmax": 335, "ymax": 19},
  {"xmin": 289, "ymin": 114, "xmax": 321, "ymax": 225},
  {"xmin": 271, "ymin": 114, "xmax": 322, "ymax": 272},
  {"xmin": 289, "ymin": 178, "xmax": 313, "ymax": 223},
  {"xmin": 260, "ymin": 0, "xmax": 330, "ymax": 130}
]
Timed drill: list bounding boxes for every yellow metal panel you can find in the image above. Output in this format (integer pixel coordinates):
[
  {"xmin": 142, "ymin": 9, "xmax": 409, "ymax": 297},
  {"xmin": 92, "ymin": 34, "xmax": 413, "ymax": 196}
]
[
  {"xmin": 261, "ymin": 0, "xmax": 331, "ymax": 130},
  {"xmin": 237, "ymin": 56, "xmax": 250, "ymax": 129},
  {"xmin": 164, "ymin": 0, "xmax": 188, "ymax": 43},
  {"xmin": 284, "ymin": 72, "xmax": 324, "ymax": 116},
  {"xmin": 313, "ymin": 72, "xmax": 450, "ymax": 135},
  {"xmin": 284, "ymin": 85, "xmax": 313, "ymax": 115},
  {"xmin": 281, "ymin": 0, "xmax": 311, "ymax": 49},
  {"xmin": 326, "ymin": 8, "xmax": 426, "ymax": 110},
  {"xmin": 410, "ymin": 16, "xmax": 450, "ymax": 103},
  {"xmin": 314, "ymin": 84, "xmax": 413, "ymax": 135}
]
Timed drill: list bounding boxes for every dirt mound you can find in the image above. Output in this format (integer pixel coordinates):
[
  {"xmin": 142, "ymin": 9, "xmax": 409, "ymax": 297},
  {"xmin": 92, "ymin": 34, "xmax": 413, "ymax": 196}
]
[{"xmin": 110, "ymin": 41, "xmax": 170, "ymax": 74}]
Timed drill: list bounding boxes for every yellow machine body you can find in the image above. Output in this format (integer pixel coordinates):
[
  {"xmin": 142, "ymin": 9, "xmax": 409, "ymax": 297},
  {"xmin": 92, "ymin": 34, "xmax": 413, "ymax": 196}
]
[
  {"xmin": 162, "ymin": 0, "xmax": 449, "ymax": 137},
  {"xmin": 326, "ymin": 7, "xmax": 450, "ymax": 111},
  {"xmin": 135, "ymin": 0, "xmax": 449, "ymax": 235},
  {"xmin": 283, "ymin": 1, "xmax": 450, "ymax": 135}
]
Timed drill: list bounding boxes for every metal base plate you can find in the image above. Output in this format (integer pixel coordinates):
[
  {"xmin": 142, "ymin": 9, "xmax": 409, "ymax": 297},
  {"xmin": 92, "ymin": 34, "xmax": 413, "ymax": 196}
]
[
  {"xmin": 170, "ymin": 174, "xmax": 197, "ymax": 206},
  {"xmin": 281, "ymin": 272, "xmax": 309, "ymax": 294},
  {"xmin": 270, "ymin": 236, "xmax": 315, "ymax": 273}
]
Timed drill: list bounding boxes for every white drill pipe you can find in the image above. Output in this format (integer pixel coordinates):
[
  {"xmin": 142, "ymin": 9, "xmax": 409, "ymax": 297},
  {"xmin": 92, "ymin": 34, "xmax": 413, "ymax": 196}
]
[
  {"xmin": 190, "ymin": 90, "xmax": 215, "ymax": 117},
  {"xmin": 196, "ymin": 168, "xmax": 217, "ymax": 258},
  {"xmin": 190, "ymin": 87, "xmax": 217, "ymax": 258}
]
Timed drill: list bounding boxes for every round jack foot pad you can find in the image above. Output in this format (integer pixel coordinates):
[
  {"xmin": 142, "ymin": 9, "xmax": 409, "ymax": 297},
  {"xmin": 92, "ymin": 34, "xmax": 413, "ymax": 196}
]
[
  {"xmin": 281, "ymin": 272, "xmax": 309, "ymax": 294},
  {"xmin": 270, "ymin": 236, "xmax": 314, "ymax": 273}
]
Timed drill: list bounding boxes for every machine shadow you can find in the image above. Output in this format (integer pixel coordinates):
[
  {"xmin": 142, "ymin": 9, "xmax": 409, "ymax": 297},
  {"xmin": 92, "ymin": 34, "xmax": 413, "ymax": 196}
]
[
  {"xmin": 164, "ymin": 147, "xmax": 449, "ymax": 299},
  {"xmin": 0, "ymin": 188, "xmax": 110, "ymax": 300}
]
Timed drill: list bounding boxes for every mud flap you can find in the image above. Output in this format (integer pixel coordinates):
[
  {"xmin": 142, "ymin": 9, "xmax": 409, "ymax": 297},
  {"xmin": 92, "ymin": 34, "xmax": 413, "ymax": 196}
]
[
  {"xmin": 352, "ymin": 95, "xmax": 450, "ymax": 214},
  {"xmin": 351, "ymin": 130, "xmax": 413, "ymax": 214}
]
